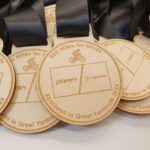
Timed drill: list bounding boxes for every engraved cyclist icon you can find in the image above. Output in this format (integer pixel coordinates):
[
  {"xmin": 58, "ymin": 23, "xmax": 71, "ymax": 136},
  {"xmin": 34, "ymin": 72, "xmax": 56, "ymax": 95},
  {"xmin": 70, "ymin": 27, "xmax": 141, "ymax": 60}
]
[
  {"xmin": 69, "ymin": 49, "xmax": 86, "ymax": 64},
  {"xmin": 23, "ymin": 57, "xmax": 38, "ymax": 71}
]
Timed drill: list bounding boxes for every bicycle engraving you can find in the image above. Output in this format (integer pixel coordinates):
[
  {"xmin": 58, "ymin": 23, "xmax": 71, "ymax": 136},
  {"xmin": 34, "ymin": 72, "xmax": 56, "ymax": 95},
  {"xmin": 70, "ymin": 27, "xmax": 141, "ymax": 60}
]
[
  {"xmin": 69, "ymin": 49, "xmax": 86, "ymax": 64},
  {"xmin": 23, "ymin": 57, "xmax": 38, "ymax": 72}
]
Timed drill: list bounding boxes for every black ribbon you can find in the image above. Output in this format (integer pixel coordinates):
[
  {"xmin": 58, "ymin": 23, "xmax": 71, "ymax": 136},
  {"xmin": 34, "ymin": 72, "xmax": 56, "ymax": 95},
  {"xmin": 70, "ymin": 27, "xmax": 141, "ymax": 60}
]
[
  {"xmin": 88, "ymin": 0, "xmax": 150, "ymax": 40},
  {"xmin": 44, "ymin": 0, "xmax": 56, "ymax": 6},
  {"xmin": 0, "ymin": 0, "xmax": 48, "ymax": 55},
  {"xmin": 56, "ymin": 0, "xmax": 150, "ymax": 40},
  {"xmin": 56, "ymin": 0, "xmax": 89, "ymax": 37},
  {"xmin": 128, "ymin": 0, "xmax": 150, "ymax": 39}
]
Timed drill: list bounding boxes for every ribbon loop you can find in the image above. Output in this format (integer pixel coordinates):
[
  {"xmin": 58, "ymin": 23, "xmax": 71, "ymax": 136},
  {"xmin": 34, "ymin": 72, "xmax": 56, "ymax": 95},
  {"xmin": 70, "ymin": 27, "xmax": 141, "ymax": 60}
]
[
  {"xmin": 4, "ymin": 0, "xmax": 47, "ymax": 47},
  {"xmin": 56, "ymin": 0, "xmax": 89, "ymax": 37},
  {"xmin": 0, "ymin": 0, "xmax": 48, "ymax": 55},
  {"xmin": 88, "ymin": 0, "xmax": 150, "ymax": 40},
  {"xmin": 88, "ymin": 0, "xmax": 111, "ymax": 39},
  {"xmin": 130, "ymin": 0, "xmax": 150, "ymax": 39}
]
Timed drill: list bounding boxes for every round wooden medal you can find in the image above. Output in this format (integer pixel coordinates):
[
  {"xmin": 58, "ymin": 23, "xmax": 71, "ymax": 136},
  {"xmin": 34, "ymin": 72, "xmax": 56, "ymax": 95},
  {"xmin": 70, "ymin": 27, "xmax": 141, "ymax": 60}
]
[
  {"xmin": 0, "ymin": 52, "xmax": 15, "ymax": 113},
  {"xmin": 102, "ymin": 39, "xmax": 150, "ymax": 101},
  {"xmin": 37, "ymin": 40, "xmax": 121, "ymax": 125},
  {"xmin": 134, "ymin": 35, "xmax": 150, "ymax": 52},
  {"xmin": 1, "ymin": 49, "xmax": 59, "ymax": 133},
  {"xmin": 118, "ymin": 97, "xmax": 150, "ymax": 115}
]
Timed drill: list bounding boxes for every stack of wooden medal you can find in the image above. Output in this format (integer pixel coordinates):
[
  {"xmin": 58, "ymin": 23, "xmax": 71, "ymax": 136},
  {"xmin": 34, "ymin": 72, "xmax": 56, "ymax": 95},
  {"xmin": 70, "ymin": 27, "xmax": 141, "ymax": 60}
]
[{"xmin": 0, "ymin": 5, "xmax": 150, "ymax": 134}]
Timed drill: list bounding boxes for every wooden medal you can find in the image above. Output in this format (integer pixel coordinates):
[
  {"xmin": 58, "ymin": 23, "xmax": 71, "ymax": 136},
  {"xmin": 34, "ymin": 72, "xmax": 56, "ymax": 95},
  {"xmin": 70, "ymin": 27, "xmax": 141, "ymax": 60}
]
[
  {"xmin": 1, "ymin": 49, "xmax": 59, "ymax": 133},
  {"xmin": 0, "ymin": 52, "xmax": 15, "ymax": 114},
  {"xmin": 118, "ymin": 97, "xmax": 150, "ymax": 115},
  {"xmin": 37, "ymin": 40, "xmax": 121, "ymax": 125},
  {"xmin": 102, "ymin": 39, "xmax": 150, "ymax": 101}
]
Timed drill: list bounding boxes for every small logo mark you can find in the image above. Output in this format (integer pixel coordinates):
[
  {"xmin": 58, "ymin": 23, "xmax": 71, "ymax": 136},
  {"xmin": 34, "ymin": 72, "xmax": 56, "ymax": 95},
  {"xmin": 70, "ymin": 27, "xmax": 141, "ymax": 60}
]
[
  {"xmin": 69, "ymin": 49, "xmax": 86, "ymax": 64},
  {"xmin": 23, "ymin": 57, "xmax": 38, "ymax": 72}
]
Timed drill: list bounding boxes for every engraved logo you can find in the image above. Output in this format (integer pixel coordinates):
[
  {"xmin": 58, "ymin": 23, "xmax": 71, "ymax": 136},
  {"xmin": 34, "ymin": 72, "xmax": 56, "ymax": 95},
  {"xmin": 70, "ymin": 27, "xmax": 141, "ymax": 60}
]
[
  {"xmin": 69, "ymin": 49, "xmax": 86, "ymax": 64},
  {"xmin": 23, "ymin": 57, "xmax": 38, "ymax": 72}
]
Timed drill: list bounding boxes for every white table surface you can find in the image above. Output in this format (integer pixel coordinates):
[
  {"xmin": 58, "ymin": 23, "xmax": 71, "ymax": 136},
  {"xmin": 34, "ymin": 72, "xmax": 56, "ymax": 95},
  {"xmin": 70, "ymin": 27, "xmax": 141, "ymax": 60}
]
[{"xmin": 1, "ymin": 109, "xmax": 150, "ymax": 150}]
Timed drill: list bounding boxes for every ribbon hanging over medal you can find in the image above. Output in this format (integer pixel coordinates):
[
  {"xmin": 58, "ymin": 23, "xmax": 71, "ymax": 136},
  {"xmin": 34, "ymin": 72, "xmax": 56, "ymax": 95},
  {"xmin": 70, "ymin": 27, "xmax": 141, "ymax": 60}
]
[{"xmin": 0, "ymin": 0, "xmax": 149, "ymax": 134}]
